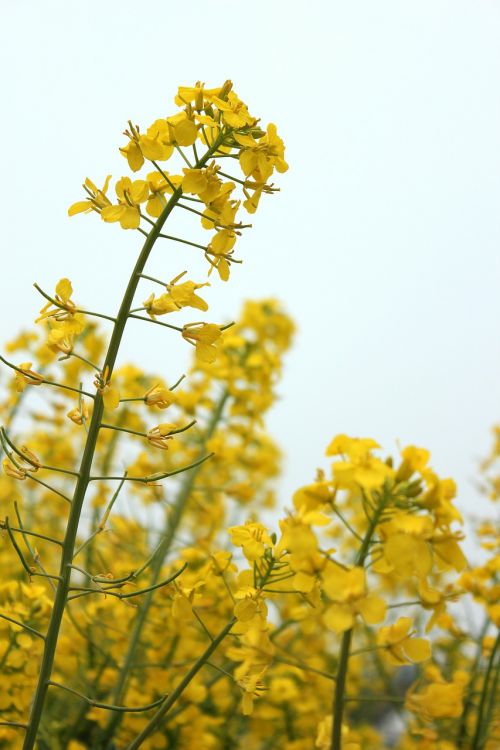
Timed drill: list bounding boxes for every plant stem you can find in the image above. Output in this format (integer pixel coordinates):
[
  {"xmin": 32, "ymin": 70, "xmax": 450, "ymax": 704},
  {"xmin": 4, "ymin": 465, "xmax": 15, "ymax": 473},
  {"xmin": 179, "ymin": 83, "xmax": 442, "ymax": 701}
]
[
  {"xmin": 125, "ymin": 618, "xmax": 236, "ymax": 750},
  {"xmin": 22, "ymin": 132, "xmax": 227, "ymax": 750},
  {"xmin": 471, "ymin": 630, "xmax": 500, "ymax": 750},
  {"xmin": 457, "ymin": 616, "xmax": 490, "ymax": 748},
  {"xmin": 98, "ymin": 390, "xmax": 228, "ymax": 748},
  {"xmin": 330, "ymin": 491, "xmax": 389, "ymax": 750}
]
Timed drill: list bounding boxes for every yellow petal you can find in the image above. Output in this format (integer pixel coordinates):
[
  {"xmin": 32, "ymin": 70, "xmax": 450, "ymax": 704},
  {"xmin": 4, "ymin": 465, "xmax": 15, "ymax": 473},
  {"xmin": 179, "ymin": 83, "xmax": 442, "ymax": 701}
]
[
  {"xmin": 182, "ymin": 169, "xmax": 208, "ymax": 195},
  {"xmin": 172, "ymin": 595, "xmax": 192, "ymax": 620},
  {"xmin": 174, "ymin": 119, "xmax": 198, "ymax": 146},
  {"xmin": 210, "ymin": 229, "xmax": 236, "ymax": 255},
  {"xmin": 357, "ymin": 595, "xmax": 386, "ymax": 625},
  {"xmin": 101, "ymin": 205, "xmax": 125, "ymax": 223},
  {"xmin": 68, "ymin": 201, "xmax": 92, "ymax": 216},
  {"xmin": 239, "ymin": 149, "xmax": 257, "ymax": 176},
  {"xmin": 293, "ymin": 572, "xmax": 316, "ymax": 593},
  {"xmin": 195, "ymin": 342, "xmax": 216, "ymax": 363},
  {"xmin": 217, "ymin": 258, "xmax": 230, "ymax": 281},
  {"xmin": 119, "ymin": 206, "xmax": 141, "ymax": 230},
  {"xmin": 323, "ymin": 604, "xmax": 354, "ymax": 633},
  {"xmin": 434, "ymin": 539, "xmax": 468, "ymax": 572},
  {"xmin": 404, "ymin": 637, "xmax": 431, "ymax": 663},
  {"xmin": 56, "ymin": 278, "xmax": 73, "ymax": 303},
  {"xmin": 234, "ymin": 598, "xmax": 258, "ymax": 622},
  {"xmin": 102, "ymin": 386, "xmax": 120, "ymax": 411},
  {"xmin": 129, "ymin": 180, "xmax": 149, "ymax": 204},
  {"xmin": 121, "ymin": 141, "xmax": 144, "ymax": 172}
]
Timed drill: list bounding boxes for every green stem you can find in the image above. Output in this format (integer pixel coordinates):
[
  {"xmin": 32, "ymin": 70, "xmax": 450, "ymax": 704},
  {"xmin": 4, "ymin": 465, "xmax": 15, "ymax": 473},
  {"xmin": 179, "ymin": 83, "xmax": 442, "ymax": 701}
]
[
  {"xmin": 2, "ymin": 522, "xmax": 62, "ymax": 547},
  {"xmin": 0, "ymin": 614, "xmax": 45, "ymax": 640},
  {"xmin": 483, "ymin": 645, "xmax": 500, "ymax": 742},
  {"xmin": 471, "ymin": 630, "xmax": 500, "ymax": 750},
  {"xmin": 98, "ymin": 390, "xmax": 228, "ymax": 748},
  {"xmin": 457, "ymin": 616, "xmax": 490, "ymax": 748},
  {"xmin": 330, "ymin": 490, "xmax": 389, "ymax": 750},
  {"xmin": 125, "ymin": 618, "xmax": 236, "ymax": 750},
  {"xmin": 343, "ymin": 695, "xmax": 405, "ymax": 703},
  {"xmin": 21, "ymin": 131, "xmax": 227, "ymax": 750},
  {"xmin": 0, "ymin": 355, "xmax": 95, "ymax": 398}
]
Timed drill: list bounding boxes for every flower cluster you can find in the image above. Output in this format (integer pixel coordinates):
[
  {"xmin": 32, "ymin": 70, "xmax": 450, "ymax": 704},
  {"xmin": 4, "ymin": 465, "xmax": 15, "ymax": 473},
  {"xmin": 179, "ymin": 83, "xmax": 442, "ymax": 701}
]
[
  {"xmin": 69, "ymin": 81, "xmax": 287, "ymax": 282},
  {"xmin": 0, "ymin": 80, "xmax": 498, "ymax": 750}
]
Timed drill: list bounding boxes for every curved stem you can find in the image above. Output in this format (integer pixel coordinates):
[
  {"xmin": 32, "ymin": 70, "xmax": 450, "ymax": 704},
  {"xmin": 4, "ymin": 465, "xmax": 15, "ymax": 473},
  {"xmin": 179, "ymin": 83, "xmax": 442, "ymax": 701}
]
[
  {"xmin": 331, "ymin": 491, "xmax": 389, "ymax": 750},
  {"xmin": 457, "ymin": 616, "xmax": 490, "ymax": 748},
  {"xmin": 125, "ymin": 618, "xmax": 236, "ymax": 750},
  {"xmin": 22, "ymin": 132, "xmax": 227, "ymax": 750},
  {"xmin": 471, "ymin": 629, "xmax": 500, "ymax": 750},
  {"xmin": 98, "ymin": 390, "xmax": 228, "ymax": 748}
]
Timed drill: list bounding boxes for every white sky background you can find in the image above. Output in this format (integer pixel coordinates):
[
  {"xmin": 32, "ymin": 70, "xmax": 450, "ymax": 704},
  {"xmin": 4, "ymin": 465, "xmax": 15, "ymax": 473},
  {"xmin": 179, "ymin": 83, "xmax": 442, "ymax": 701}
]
[{"xmin": 1, "ymin": 0, "xmax": 500, "ymax": 532}]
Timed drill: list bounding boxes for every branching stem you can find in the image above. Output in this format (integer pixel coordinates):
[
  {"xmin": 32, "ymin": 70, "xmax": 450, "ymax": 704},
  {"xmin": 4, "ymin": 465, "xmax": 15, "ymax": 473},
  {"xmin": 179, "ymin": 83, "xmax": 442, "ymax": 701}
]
[{"xmin": 21, "ymin": 129, "xmax": 229, "ymax": 750}]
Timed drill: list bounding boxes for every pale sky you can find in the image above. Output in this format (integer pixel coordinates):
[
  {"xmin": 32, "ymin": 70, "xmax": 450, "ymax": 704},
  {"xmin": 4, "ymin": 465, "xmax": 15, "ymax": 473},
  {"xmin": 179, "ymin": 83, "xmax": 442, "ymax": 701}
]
[{"xmin": 1, "ymin": 1, "xmax": 500, "ymax": 529}]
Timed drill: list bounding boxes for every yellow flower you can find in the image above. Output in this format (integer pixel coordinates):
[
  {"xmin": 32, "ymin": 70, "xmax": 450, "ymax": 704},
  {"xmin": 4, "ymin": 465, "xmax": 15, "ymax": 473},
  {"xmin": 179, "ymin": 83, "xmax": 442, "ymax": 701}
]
[
  {"xmin": 396, "ymin": 444, "xmax": 431, "ymax": 481},
  {"xmin": 68, "ymin": 175, "xmax": 112, "ymax": 216},
  {"xmin": 14, "ymin": 362, "xmax": 44, "ymax": 392},
  {"xmin": 268, "ymin": 677, "xmax": 299, "ymax": 704},
  {"xmin": 211, "ymin": 90, "xmax": 255, "ymax": 129},
  {"xmin": 146, "ymin": 423, "xmax": 176, "ymax": 450},
  {"xmin": 182, "ymin": 168, "xmax": 209, "ymax": 195},
  {"xmin": 100, "ymin": 177, "xmax": 150, "ymax": 230},
  {"xmin": 234, "ymin": 596, "xmax": 260, "ymax": 623},
  {"xmin": 175, "ymin": 82, "xmax": 228, "ymax": 109},
  {"xmin": 67, "ymin": 400, "xmax": 89, "ymax": 426},
  {"xmin": 293, "ymin": 479, "xmax": 335, "ymax": 512},
  {"xmin": 167, "ymin": 276, "xmax": 209, "ymax": 312},
  {"xmin": 2, "ymin": 446, "xmax": 40, "ymax": 480},
  {"xmin": 120, "ymin": 140, "xmax": 144, "ymax": 172},
  {"xmin": 182, "ymin": 322, "xmax": 222, "ymax": 363},
  {"xmin": 144, "ymin": 171, "xmax": 171, "ymax": 217},
  {"xmin": 376, "ymin": 617, "xmax": 431, "ymax": 665},
  {"xmin": 48, "ymin": 329, "xmax": 73, "ymax": 356},
  {"xmin": 95, "ymin": 368, "xmax": 120, "ymax": 410},
  {"xmin": 209, "ymin": 229, "xmax": 237, "ymax": 256},
  {"xmin": 229, "ymin": 521, "xmax": 273, "ymax": 562},
  {"xmin": 406, "ymin": 675, "xmax": 465, "ymax": 720},
  {"xmin": 166, "ymin": 112, "xmax": 198, "ymax": 146},
  {"xmin": 238, "ymin": 123, "xmax": 288, "ymax": 182},
  {"xmin": 316, "ymin": 718, "xmax": 361, "ymax": 750},
  {"xmin": 327, "ymin": 434, "xmax": 394, "ymax": 490},
  {"xmin": 143, "ymin": 293, "xmax": 179, "ymax": 319},
  {"xmin": 322, "ymin": 566, "xmax": 386, "ymax": 632},
  {"xmin": 143, "ymin": 384, "xmax": 176, "ymax": 409},
  {"xmin": 236, "ymin": 670, "xmax": 267, "ymax": 715},
  {"xmin": 139, "ymin": 120, "xmax": 174, "ymax": 161},
  {"xmin": 431, "ymin": 529, "xmax": 468, "ymax": 572}
]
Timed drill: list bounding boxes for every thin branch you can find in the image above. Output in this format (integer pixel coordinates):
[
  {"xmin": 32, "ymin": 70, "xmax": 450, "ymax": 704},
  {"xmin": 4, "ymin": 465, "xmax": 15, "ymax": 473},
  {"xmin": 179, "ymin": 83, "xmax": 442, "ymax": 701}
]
[
  {"xmin": 73, "ymin": 474, "xmax": 127, "ymax": 559},
  {"xmin": 157, "ymin": 234, "xmax": 208, "ymax": 251},
  {"xmin": 0, "ymin": 613, "xmax": 45, "ymax": 640},
  {"xmin": 33, "ymin": 283, "xmax": 116, "ymax": 322},
  {"xmin": 4, "ymin": 516, "xmax": 34, "ymax": 579},
  {"xmin": 47, "ymin": 681, "xmax": 168, "ymax": 713},
  {"xmin": 59, "ymin": 351, "xmax": 101, "ymax": 372},
  {"xmin": 13, "ymin": 502, "xmax": 58, "ymax": 593},
  {"xmin": 0, "ymin": 355, "xmax": 95, "ymax": 399},
  {"xmin": 174, "ymin": 144, "xmax": 193, "ymax": 168},
  {"xmin": 1, "ymin": 427, "xmax": 79, "ymax": 477},
  {"xmin": 0, "ymin": 721, "xmax": 28, "ymax": 730},
  {"xmin": 128, "ymin": 314, "xmax": 184, "ymax": 333},
  {"xmin": 0, "ymin": 520, "xmax": 62, "ymax": 547},
  {"xmin": 125, "ymin": 618, "xmax": 236, "ymax": 749},
  {"xmin": 67, "ymin": 564, "xmax": 187, "ymax": 602},
  {"xmin": 89, "ymin": 451, "xmax": 213, "ymax": 483},
  {"xmin": 26, "ymin": 474, "xmax": 72, "ymax": 503},
  {"xmin": 150, "ymin": 160, "xmax": 178, "ymax": 192}
]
